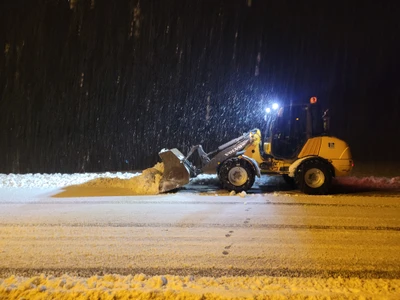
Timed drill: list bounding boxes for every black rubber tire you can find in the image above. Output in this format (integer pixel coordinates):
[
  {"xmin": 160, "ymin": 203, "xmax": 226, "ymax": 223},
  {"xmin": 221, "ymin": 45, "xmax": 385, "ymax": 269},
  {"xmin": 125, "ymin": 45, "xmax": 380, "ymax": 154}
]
[
  {"xmin": 218, "ymin": 158, "xmax": 256, "ymax": 192},
  {"xmin": 282, "ymin": 174, "xmax": 297, "ymax": 189},
  {"xmin": 295, "ymin": 159, "xmax": 332, "ymax": 195}
]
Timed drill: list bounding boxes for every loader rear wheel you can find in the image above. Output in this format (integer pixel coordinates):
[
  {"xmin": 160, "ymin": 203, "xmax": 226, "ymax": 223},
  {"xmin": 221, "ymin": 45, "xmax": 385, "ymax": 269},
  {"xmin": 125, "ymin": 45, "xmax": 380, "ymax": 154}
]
[
  {"xmin": 218, "ymin": 158, "xmax": 255, "ymax": 193},
  {"xmin": 295, "ymin": 159, "xmax": 332, "ymax": 195}
]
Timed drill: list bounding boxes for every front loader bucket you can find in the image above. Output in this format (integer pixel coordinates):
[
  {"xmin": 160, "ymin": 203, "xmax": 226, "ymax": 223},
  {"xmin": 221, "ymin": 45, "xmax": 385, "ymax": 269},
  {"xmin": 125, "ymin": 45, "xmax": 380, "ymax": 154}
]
[{"xmin": 159, "ymin": 148, "xmax": 190, "ymax": 193}]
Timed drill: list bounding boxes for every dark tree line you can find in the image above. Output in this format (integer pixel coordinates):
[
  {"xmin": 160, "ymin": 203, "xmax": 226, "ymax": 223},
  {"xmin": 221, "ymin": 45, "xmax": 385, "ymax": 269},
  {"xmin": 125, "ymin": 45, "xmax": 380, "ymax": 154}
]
[{"xmin": 1, "ymin": 0, "xmax": 399, "ymax": 173}]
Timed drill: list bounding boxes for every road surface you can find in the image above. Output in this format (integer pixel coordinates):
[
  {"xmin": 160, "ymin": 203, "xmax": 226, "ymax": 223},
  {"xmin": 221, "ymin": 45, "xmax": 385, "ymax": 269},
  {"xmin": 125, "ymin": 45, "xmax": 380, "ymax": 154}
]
[{"xmin": 1, "ymin": 179, "xmax": 399, "ymax": 279}]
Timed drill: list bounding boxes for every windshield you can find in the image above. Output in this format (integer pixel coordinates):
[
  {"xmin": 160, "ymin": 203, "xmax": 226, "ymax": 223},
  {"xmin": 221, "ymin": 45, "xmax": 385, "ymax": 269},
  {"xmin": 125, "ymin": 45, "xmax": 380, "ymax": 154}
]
[
  {"xmin": 275, "ymin": 105, "xmax": 308, "ymax": 138},
  {"xmin": 269, "ymin": 104, "xmax": 308, "ymax": 159}
]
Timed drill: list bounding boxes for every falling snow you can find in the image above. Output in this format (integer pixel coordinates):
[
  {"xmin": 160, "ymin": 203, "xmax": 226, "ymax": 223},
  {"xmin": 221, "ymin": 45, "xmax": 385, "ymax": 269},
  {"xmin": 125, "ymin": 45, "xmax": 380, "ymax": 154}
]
[{"xmin": 1, "ymin": 1, "xmax": 400, "ymax": 298}]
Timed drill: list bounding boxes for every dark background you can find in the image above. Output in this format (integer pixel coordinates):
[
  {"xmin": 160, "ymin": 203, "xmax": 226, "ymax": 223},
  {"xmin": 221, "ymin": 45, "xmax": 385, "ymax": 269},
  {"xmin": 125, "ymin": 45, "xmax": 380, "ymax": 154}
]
[{"xmin": 1, "ymin": 0, "xmax": 399, "ymax": 173}]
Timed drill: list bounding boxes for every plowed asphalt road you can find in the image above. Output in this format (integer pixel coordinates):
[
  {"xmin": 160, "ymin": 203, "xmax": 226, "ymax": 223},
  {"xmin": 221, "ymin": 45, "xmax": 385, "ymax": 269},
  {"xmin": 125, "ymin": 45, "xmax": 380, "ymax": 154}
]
[{"xmin": 1, "ymin": 179, "xmax": 399, "ymax": 279}]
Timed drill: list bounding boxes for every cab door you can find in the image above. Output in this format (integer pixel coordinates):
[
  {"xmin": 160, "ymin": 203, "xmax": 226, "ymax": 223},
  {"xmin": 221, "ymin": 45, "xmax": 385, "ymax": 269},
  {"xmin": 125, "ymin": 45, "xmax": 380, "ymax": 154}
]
[{"xmin": 270, "ymin": 105, "xmax": 308, "ymax": 159}]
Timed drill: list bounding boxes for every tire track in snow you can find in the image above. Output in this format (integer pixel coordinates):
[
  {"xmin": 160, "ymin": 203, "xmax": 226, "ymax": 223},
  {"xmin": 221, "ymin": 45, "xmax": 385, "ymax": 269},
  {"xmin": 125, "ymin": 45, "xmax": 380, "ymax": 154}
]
[
  {"xmin": 1, "ymin": 200, "xmax": 399, "ymax": 208},
  {"xmin": 1, "ymin": 222, "xmax": 400, "ymax": 231},
  {"xmin": 1, "ymin": 267, "xmax": 399, "ymax": 279}
]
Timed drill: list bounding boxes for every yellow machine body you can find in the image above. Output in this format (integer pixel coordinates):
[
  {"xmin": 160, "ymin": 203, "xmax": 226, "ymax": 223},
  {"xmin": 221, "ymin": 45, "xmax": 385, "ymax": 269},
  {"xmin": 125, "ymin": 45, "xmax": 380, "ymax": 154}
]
[{"xmin": 244, "ymin": 129, "xmax": 353, "ymax": 178}]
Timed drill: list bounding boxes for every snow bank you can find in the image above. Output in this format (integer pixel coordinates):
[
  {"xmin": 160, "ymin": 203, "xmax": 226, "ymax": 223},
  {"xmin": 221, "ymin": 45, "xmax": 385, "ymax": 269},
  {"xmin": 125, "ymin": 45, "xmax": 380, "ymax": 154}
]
[
  {"xmin": 254, "ymin": 169, "xmax": 400, "ymax": 192},
  {"xmin": 80, "ymin": 162, "xmax": 164, "ymax": 194},
  {"xmin": 1, "ymin": 273, "xmax": 399, "ymax": 299},
  {"xmin": 0, "ymin": 171, "xmax": 139, "ymax": 188},
  {"xmin": 336, "ymin": 176, "xmax": 400, "ymax": 189},
  {"xmin": 0, "ymin": 163, "xmax": 164, "ymax": 195},
  {"xmin": 1, "ymin": 163, "xmax": 399, "ymax": 194}
]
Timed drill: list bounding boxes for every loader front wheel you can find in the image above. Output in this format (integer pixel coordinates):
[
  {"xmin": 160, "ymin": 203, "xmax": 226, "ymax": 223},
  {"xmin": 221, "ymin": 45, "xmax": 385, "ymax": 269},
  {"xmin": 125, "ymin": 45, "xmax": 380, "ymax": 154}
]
[
  {"xmin": 218, "ymin": 158, "xmax": 255, "ymax": 193},
  {"xmin": 295, "ymin": 159, "xmax": 332, "ymax": 195}
]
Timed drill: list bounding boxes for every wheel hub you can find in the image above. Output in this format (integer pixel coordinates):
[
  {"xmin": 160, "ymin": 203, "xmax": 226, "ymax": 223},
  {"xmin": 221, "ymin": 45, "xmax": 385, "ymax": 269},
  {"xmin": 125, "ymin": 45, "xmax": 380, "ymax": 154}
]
[
  {"xmin": 228, "ymin": 167, "xmax": 248, "ymax": 186},
  {"xmin": 304, "ymin": 168, "xmax": 325, "ymax": 188}
]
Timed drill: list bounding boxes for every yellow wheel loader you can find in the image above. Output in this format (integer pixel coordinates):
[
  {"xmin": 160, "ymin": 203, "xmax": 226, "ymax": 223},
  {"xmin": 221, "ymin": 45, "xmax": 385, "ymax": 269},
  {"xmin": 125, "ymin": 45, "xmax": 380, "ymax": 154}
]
[{"xmin": 159, "ymin": 98, "xmax": 353, "ymax": 195}]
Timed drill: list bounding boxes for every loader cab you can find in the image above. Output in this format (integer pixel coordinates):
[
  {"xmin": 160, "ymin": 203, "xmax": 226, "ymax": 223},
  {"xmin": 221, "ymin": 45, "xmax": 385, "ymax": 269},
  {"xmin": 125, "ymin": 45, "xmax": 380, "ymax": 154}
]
[{"xmin": 267, "ymin": 99, "xmax": 325, "ymax": 159}]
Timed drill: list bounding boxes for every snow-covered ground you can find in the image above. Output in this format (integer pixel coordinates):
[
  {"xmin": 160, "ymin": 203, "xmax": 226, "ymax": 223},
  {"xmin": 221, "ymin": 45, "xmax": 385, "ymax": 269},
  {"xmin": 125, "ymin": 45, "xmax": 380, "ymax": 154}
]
[
  {"xmin": 2, "ymin": 273, "xmax": 399, "ymax": 299},
  {"xmin": 0, "ymin": 161, "xmax": 399, "ymax": 193},
  {"xmin": 0, "ymin": 161, "xmax": 399, "ymax": 299}
]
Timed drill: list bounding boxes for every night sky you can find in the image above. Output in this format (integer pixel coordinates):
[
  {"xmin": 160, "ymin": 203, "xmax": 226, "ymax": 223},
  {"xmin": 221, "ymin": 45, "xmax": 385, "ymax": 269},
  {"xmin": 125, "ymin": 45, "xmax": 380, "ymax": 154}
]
[{"xmin": 1, "ymin": 0, "xmax": 399, "ymax": 173}]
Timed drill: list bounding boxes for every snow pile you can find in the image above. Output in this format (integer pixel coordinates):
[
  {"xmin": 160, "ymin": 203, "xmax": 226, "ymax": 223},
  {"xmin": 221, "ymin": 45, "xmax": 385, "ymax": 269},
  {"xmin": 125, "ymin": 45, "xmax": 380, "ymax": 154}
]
[
  {"xmin": 229, "ymin": 190, "xmax": 247, "ymax": 197},
  {"xmin": 190, "ymin": 174, "xmax": 219, "ymax": 185},
  {"xmin": 0, "ymin": 163, "xmax": 165, "ymax": 195},
  {"xmin": 80, "ymin": 162, "xmax": 164, "ymax": 194},
  {"xmin": 0, "ymin": 172, "xmax": 139, "ymax": 188},
  {"xmin": 256, "ymin": 174, "xmax": 400, "ymax": 192},
  {"xmin": 336, "ymin": 176, "xmax": 400, "ymax": 189},
  {"xmin": 1, "ymin": 273, "xmax": 399, "ymax": 299}
]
